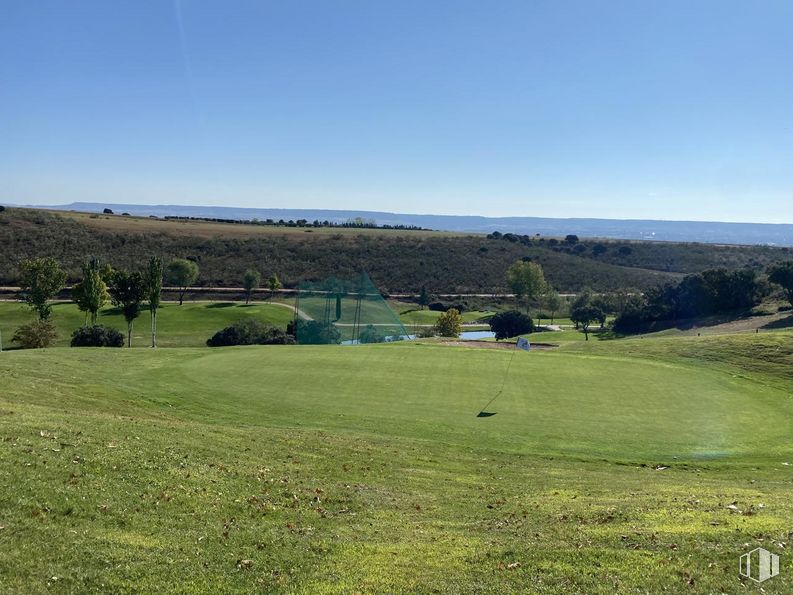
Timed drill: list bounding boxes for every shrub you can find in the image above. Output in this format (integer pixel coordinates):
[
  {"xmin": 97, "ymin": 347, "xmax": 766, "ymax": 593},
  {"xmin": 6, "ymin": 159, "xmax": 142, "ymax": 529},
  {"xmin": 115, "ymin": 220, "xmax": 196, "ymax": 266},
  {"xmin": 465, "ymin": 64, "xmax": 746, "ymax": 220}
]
[
  {"xmin": 428, "ymin": 301, "xmax": 465, "ymax": 313},
  {"xmin": 434, "ymin": 308, "xmax": 462, "ymax": 338},
  {"xmin": 207, "ymin": 318, "xmax": 294, "ymax": 347},
  {"xmin": 358, "ymin": 324, "xmax": 385, "ymax": 344},
  {"xmin": 12, "ymin": 320, "xmax": 58, "ymax": 348},
  {"xmin": 70, "ymin": 325, "xmax": 124, "ymax": 347},
  {"xmin": 294, "ymin": 320, "xmax": 341, "ymax": 345},
  {"xmin": 103, "ymin": 208, "xmax": 114, "ymax": 214},
  {"xmin": 489, "ymin": 310, "xmax": 533, "ymax": 340},
  {"xmin": 0, "ymin": 205, "xmax": 5, "ymax": 212},
  {"xmin": 414, "ymin": 326, "xmax": 436, "ymax": 338}
]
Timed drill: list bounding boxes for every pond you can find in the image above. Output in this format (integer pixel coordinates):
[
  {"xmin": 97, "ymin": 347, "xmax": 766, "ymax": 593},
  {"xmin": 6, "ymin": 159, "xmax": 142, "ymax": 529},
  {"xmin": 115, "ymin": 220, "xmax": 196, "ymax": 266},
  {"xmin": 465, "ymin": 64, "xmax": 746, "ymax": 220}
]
[{"xmin": 458, "ymin": 330, "xmax": 496, "ymax": 340}]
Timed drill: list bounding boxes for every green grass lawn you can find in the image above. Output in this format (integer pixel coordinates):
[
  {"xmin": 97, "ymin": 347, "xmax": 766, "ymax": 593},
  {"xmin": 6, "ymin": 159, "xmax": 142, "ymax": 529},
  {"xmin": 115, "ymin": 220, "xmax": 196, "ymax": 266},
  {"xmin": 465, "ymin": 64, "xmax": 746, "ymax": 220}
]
[
  {"xmin": 398, "ymin": 308, "xmax": 494, "ymax": 325},
  {"xmin": 1, "ymin": 332, "xmax": 792, "ymax": 592},
  {"xmin": 0, "ymin": 301, "xmax": 294, "ymax": 348}
]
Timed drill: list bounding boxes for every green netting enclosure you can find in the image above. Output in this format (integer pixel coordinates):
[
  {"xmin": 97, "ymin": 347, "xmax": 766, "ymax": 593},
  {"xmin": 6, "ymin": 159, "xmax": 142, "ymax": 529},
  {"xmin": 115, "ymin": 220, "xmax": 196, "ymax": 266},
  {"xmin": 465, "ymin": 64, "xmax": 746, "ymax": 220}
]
[{"xmin": 293, "ymin": 273, "xmax": 410, "ymax": 344}]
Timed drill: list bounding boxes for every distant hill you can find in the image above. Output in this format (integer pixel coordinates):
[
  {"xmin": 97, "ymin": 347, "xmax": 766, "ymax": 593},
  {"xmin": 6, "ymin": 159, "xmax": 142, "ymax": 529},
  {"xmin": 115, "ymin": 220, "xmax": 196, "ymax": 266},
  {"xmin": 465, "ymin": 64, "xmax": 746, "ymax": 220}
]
[
  {"xmin": 26, "ymin": 202, "xmax": 793, "ymax": 246},
  {"xmin": 0, "ymin": 207, "xmax": 678, "ymax": 293}
]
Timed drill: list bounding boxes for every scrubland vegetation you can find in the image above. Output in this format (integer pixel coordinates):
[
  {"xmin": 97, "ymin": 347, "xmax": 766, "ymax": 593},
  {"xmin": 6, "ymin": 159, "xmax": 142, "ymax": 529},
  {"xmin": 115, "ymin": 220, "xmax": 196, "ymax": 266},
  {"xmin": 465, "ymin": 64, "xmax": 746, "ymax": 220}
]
[{"xmin": 6, "ymin": 207, "xmax": 792, "ymax": 293}]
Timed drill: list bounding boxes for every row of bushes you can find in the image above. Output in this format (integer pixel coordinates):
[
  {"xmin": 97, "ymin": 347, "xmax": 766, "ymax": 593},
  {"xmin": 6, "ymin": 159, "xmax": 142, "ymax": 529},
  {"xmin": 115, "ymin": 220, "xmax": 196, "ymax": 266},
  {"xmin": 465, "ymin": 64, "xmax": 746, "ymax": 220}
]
[{"xmin": 8, "ymin": 322, "xmax": 125, "ymax": 349}]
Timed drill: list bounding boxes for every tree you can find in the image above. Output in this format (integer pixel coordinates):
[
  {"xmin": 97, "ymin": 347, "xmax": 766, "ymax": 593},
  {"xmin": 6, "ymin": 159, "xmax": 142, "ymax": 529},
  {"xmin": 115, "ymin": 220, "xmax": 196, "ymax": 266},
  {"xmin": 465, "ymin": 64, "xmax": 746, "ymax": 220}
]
[
  {"xmin": 489, "ymin": 310, "xmax": 533, "ymax": 340},
  {"xmin": 72, "ymin": 257, "xmax": 108, "ymax": 326},
  {"xmin": 564, "ymin": 234, "xmax": 579, "ymax": 244},
  {"xmin": 109, "ymin": 270, "xmax": 147, "ymax": 347},
  {"xmin": 144, "ymin": 256, "xmax": 163, "ymax": 348},
  {"xmin": 18, "ymin": 257, "xmax": 66, "ymax": 321},
  {"xmin": 768, "ymin": 261, "xmax": 793, "ymax": 308},
  {"xmin": 418, "ymin": 285, "xmax": 430, "ymax": 310},
  {"xmin": 570, "ymin": 304, "xmax": 605, "ymax": 341},
  {"xmin": 12, "ymin": 320, "xmax": 58, "ymax": 349},
  {"xmin": 267, "ymin": 273, "xmax": 282, "ymax": 299},
  {"xmin": 434, "ymin": 308, "xmax": 462, "ymax": 338},
  {"xmin": 242, "ymin": 268, "xmax": 261, "ymax": 305},
  {"xmin": 545, "ymin": 290, "xmax": 562, "ymax": 323},
  {"xmin": 505, "ymin": 260, "xmax": 547, "ymax": 313},
  {"xmin": 335, "ymin": 295, "xmax": 342, "ymax": 321},
  {"xmin": 166, "ymin": 259, "xmax": 199, "ymax": 305}
]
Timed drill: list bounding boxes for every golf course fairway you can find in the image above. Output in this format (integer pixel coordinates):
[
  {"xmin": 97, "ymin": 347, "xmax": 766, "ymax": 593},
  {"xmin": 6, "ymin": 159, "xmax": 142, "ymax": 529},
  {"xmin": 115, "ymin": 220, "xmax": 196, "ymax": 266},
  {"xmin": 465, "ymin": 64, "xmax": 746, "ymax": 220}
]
[{"xmin": 1, "ymin": 337, "xmax": 791, "ymax": 592}]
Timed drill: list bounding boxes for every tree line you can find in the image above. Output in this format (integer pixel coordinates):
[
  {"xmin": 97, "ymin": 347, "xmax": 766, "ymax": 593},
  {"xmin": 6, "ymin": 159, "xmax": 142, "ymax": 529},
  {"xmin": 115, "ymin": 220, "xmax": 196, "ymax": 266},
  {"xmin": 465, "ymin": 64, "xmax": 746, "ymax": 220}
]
[
  {"xmin": 614, "ymin": 263, "xmax": 793, "ymax": 333},
  {"xmin": 11, "ymin": 255, "xmax": 284, "ymax": 349}
]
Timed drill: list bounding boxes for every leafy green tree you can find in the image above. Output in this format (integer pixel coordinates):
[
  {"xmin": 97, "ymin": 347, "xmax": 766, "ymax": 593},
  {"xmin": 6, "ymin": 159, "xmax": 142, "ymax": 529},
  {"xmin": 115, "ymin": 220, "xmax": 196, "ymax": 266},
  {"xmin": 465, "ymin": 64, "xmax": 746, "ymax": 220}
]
[
  {"xmin": 144, "ymin": 256, "xmax": 163, "ymax": 348},
  {"xmin": 109, "ymin": 270, "xmax": 147, "ymax": 347},
  {"xmin": 545, "ymin": 290, "xmax": 561, "ymax": 323},
  {"xmin": 489, "ymin": 310, "xmax": 533, "ymax": 340},
  {"xmin": 768, "ymin": 261, "xmax": 793, "ymax": 308},
  {"xmin": 242, "ymin": 268, "xmax": 261, "ymax": 305},
  {"xmin": 267, "ymin": 273, "xmax": 282, "ymax": 299},
  {"xmin": 165, "ymin": 259, "xmax": 199, "ymax": 305},
  {"xmin": 505, "ymin": 260, "xmax": 547, "ymax": 313},
  {"xmin": 72, "ymin": 257, "xmax": 109, "ymax": 326},
  {"xmin": 418, "ymin": 285, "xmax": 430, "ymax": 310},
  {"xmin": 570, "ymin": 304, "xmax": 604, "ymax": 341},
  {"xmin": 434, "ymin": 308, "xmax": 462, "ymax": 338},
  {"xmin": 18, "ymin": 257, "xmax": 66, "ymax": 320}
]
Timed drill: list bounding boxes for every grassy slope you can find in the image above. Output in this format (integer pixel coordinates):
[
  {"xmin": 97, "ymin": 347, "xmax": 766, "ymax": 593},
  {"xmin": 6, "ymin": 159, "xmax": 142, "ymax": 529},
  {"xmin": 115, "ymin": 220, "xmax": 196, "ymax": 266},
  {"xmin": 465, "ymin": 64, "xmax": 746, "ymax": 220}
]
[
  {"xmin": 0, "ymin": 302, "xmax": 294, "ymax": 348},
  {"xmin": 0, "ymin": 208, "xmax": 680, "ymax": 293},
  {"xmin": 1, "ymin": 335, "xmax": 792, "ymax": 593}
]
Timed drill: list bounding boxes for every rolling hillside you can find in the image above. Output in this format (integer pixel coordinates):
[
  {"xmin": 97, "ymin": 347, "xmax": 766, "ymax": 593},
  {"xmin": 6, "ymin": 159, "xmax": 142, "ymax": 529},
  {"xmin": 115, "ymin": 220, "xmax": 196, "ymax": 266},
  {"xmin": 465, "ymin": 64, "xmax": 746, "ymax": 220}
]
[{"xmin": 3, "ymin": 207, "xmax": 791, "ymax": 293}]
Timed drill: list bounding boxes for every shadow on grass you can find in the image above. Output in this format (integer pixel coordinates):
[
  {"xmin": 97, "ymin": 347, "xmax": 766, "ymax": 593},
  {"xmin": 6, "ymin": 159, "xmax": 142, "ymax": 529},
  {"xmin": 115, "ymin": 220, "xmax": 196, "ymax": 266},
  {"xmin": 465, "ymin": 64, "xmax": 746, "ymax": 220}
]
[
  {"xmin": 761, "ymin": 314, "xmax": 793, "ymax": 330},
  {"xmin": 205, "ymin": 302, "xmax": 236, "ymax": 309},
  {"xmin": 476, "ymin": 411, "xmax": 497, "ymax": 418}
]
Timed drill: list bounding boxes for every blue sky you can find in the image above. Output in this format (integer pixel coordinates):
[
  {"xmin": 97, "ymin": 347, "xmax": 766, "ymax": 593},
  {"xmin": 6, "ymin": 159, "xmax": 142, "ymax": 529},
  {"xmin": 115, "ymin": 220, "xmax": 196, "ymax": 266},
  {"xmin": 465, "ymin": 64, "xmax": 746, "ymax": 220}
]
[{"xmin": 2, "ymin": 1, "xmax": 792, "ymax": 222}]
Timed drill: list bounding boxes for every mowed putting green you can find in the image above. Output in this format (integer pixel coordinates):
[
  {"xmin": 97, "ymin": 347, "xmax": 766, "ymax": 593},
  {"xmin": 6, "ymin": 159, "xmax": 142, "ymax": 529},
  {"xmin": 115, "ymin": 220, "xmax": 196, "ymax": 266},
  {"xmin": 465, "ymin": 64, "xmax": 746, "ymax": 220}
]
[
  {"xmin": 2, "ymin": 344, "xmax": 790, "ymax": 463},
  {"xmin": 1, "ymin": 337, "xmax": 792, "ymax": 592}
]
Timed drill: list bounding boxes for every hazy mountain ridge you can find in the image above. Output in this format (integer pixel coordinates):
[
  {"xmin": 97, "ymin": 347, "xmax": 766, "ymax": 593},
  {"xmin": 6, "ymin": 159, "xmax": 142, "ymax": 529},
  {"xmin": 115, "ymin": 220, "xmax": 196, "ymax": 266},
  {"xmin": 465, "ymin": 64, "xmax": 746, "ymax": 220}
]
[{"xmin": 27, "ymin": 202, "xmax": 793, "ymax": 246}]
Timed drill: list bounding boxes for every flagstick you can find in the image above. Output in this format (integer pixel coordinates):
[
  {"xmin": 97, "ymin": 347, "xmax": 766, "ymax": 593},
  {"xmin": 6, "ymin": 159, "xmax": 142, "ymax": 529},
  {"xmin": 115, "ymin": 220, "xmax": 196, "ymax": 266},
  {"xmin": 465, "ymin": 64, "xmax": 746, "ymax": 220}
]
[{"xmin": 477, "ymin": 339, "xmax": 519, "ymax": 416}]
